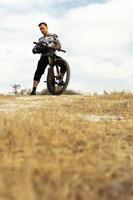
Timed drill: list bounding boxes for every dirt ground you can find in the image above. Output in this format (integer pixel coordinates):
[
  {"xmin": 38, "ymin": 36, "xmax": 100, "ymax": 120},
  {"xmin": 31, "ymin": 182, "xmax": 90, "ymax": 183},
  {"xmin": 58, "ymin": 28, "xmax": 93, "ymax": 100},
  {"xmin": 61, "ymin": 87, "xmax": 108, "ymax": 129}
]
[{"xmin": 0, "ymin": 93, "xmax": 133, "ymax": 200}]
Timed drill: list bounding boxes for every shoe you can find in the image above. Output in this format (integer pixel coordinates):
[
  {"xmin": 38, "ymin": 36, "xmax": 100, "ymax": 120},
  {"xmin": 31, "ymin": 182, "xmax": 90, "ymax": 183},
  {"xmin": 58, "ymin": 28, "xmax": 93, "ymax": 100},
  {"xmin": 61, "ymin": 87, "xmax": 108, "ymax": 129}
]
[{"xmin": 30, "ymin": 91, "xmax": 36, "ymax": 95}]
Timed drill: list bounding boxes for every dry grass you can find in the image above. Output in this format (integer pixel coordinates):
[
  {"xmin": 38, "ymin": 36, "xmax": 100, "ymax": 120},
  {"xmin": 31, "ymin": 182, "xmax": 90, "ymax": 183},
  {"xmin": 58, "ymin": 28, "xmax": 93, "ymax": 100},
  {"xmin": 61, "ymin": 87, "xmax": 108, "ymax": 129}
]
[{"xmin": 0, "ymin": 93, "xmax": 133, "ymax": 200}]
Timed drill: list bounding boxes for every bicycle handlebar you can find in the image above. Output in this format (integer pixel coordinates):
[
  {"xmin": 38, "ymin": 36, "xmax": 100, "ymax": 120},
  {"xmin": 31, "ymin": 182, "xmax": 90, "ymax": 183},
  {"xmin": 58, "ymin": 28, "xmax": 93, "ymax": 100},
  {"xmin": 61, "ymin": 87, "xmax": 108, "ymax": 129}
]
[{"xmin": 33, "ymin": 42, "xmax": 66, "ymax": 53}]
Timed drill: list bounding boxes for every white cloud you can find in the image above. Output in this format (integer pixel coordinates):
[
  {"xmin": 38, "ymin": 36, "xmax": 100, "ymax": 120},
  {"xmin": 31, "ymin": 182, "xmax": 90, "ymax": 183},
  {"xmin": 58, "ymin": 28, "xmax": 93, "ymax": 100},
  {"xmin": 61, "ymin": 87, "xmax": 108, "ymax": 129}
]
[
  {"xmin": 0, "ymin": 0, "xmax": 73, "ymax": 7},
  {"xmin": 0, "ymin": 0, "xmax": 133, "ymax": 93},
  {"xmin": 0, "ymin": 0, "xmax": 52, "ymax": 5},
  {"xmin": 60, "ymin": 0, "xmax": 133, "ymax": 91}
]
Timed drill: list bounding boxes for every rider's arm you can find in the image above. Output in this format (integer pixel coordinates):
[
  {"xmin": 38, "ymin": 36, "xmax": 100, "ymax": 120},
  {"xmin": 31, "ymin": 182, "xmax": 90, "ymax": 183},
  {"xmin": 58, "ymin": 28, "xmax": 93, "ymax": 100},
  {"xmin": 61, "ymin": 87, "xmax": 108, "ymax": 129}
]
[
  {"xmin": 49, "ymin": 34, "xmax": 61, "ymax": 50},
  {"xmin": 52, "ymin": 42, "xmax": 61, "ymax": 50}
]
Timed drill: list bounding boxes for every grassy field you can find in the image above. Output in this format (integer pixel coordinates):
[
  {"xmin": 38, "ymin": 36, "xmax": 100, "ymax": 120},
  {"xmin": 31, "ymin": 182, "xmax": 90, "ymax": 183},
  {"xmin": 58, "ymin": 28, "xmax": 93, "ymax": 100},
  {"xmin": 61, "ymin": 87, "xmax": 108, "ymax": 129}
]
[{"xmin": 0, "ymin": 93, "xmax": 133, "ymax": 200}]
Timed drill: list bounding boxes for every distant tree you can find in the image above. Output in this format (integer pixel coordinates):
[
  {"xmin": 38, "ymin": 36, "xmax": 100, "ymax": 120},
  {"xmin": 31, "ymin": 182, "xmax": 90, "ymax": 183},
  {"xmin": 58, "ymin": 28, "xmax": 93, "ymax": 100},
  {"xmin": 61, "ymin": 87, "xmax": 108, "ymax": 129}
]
[
  {"xmin": 103, "ymin": 90, "xmax": 109, "ymax": 95},
  {"xmin": 11, "ymin": 84, "xmax": 21, "ymax": 95},
  {"xmin": 93, "ymin": 92, "xmax": 98, "ymax": 96},
  {"xmin": 20, "ymin": 88, "xmax": 31, "ymax": 95}
]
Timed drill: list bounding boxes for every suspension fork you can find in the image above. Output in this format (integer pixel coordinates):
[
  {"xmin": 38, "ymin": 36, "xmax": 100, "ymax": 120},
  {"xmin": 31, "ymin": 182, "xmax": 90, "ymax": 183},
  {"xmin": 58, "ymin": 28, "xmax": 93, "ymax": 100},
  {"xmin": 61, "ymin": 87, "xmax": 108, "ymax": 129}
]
[
  {"xmin": 55, "ymin": 63, "xmax": 60, "ymax": 75},
  {"xmin": 48, "ymin": 56, "xmax": 60, "ymax": 77},
  {"xmin": 48, "ymin": 56, "xmax": 53, "ymax": 66}
]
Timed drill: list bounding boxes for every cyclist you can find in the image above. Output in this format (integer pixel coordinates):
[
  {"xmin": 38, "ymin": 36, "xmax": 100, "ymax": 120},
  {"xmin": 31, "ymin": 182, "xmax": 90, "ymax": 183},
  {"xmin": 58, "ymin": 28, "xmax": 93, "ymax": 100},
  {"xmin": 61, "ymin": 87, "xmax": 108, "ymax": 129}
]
[{"xmin": 30, "ymin": 22, "xmax": 65, "ymax": 95}]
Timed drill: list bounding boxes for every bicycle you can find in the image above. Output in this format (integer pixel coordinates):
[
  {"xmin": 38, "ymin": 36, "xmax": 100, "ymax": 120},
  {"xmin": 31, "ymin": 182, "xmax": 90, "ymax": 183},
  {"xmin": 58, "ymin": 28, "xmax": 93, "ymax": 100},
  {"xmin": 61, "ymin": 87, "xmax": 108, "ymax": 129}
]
[{"xmin": 32, "ymin": 42, "xmax": 70, "ymax": 95}]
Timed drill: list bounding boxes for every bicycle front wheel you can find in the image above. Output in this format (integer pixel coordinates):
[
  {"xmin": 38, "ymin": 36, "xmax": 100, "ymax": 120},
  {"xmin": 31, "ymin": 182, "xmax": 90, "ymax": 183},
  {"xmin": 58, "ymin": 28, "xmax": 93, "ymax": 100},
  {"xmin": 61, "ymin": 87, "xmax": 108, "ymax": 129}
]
[{"xmin": 47, "ymin": 58, "xmax": 70, "ymax": 95}]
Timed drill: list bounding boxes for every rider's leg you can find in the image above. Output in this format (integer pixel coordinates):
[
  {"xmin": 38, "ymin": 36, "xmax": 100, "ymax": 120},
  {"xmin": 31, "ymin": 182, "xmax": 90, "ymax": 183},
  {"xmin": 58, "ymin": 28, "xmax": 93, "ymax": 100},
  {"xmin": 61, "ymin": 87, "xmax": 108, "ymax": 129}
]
[
  {"xmin": 58, "ymin": 65, "xmax": 66, "ymax": 85},
  {"xmin": 60, "ymin": 64, "xmax": 66, "ymax": 77},
  {"xmin": 31, "ymin": 56, "xmax": 49, "ymax": 95},
  {"xmin": 58, "ymin": 72, "xmax": 65, "ymax": 86},
  {"xmin": 33, "ymin": 80, "xmax": 39, "ymax": 87},
  {"xmin": 30, "ymin": 81, "xmax": 39, "ymax": 95},
  {"xmin": 60, "ymin": 72, "xmax": 65, "ymax": 80}
]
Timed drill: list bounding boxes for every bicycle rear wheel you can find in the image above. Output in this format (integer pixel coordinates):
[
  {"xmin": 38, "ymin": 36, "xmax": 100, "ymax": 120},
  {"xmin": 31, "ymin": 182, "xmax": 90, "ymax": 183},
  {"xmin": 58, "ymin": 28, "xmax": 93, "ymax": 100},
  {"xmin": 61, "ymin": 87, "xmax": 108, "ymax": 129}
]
[{"xmin": 47, "ymin": 58, "xmax": 70, "ymax": 95}]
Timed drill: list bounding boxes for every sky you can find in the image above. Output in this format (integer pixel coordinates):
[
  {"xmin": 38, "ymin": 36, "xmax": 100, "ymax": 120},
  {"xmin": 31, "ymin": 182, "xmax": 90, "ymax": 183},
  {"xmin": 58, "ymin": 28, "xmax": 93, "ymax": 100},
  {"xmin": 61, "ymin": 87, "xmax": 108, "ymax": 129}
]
[{"xmin": 0, "ymin": 0, "xmax": 133, "ymax": 94}]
